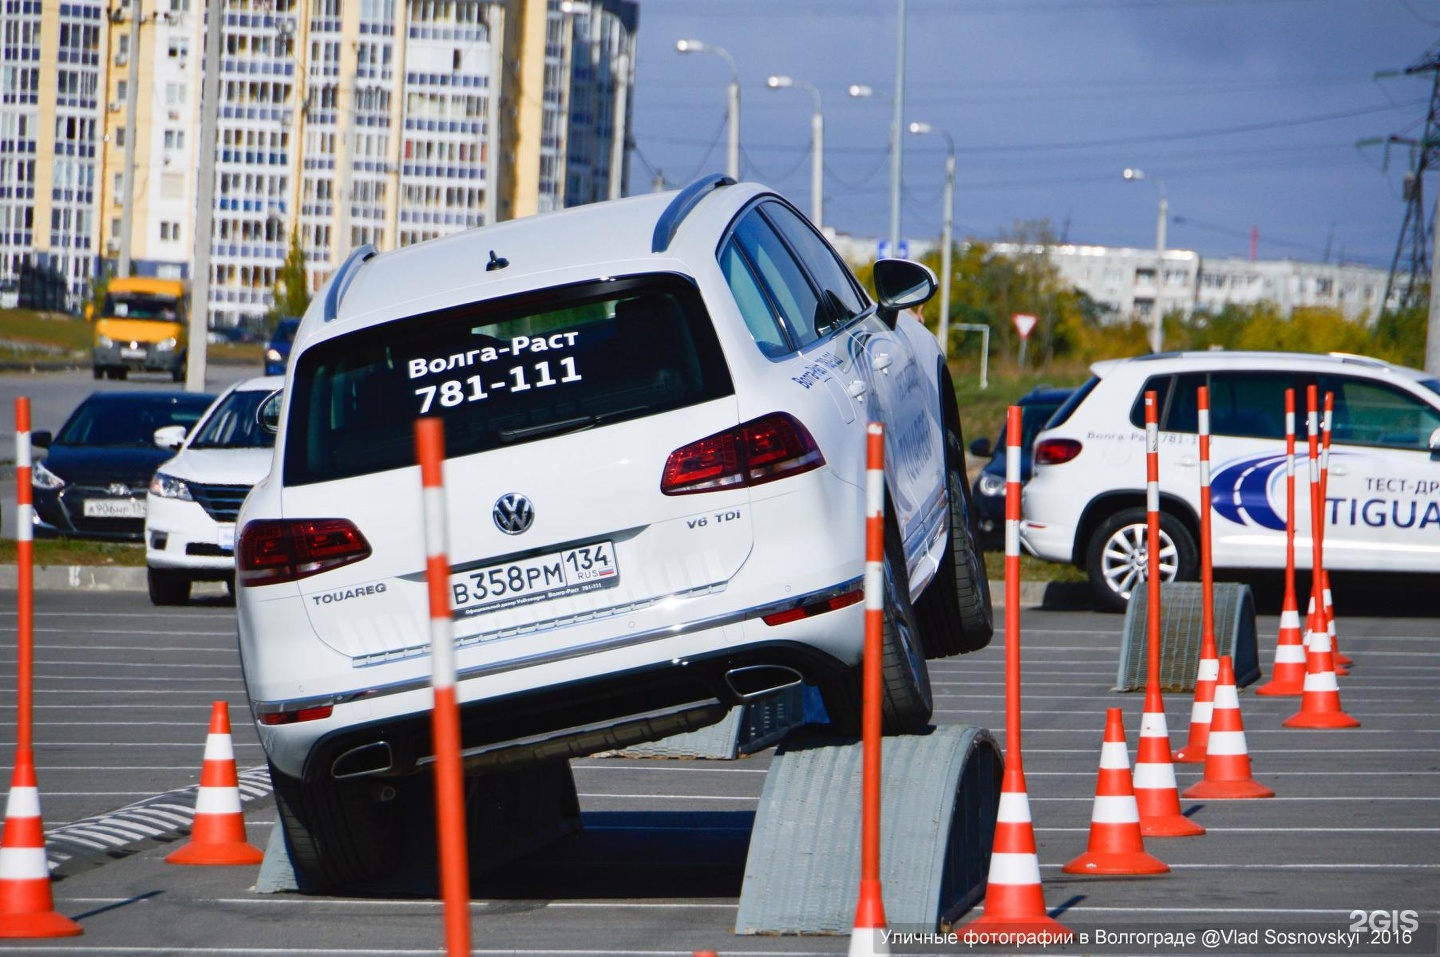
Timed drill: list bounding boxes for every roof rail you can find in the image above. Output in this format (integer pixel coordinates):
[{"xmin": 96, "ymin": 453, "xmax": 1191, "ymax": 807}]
[
  {"xmin": 651, "ymin": 174, "xmax": 735, "ymax": 254},
  {"xmin": 323, "ymin": 243, "xmax": 378, "ymax": 323},
  {"xmin": 1327, "ymin": 351, "xmax": 1387, "ymax": 369}
]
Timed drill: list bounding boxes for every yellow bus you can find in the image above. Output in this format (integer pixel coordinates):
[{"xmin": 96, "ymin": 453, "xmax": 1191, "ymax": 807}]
[{"xmin": 92, "ymin": 276, "xmax": 189, "ymax": 381}]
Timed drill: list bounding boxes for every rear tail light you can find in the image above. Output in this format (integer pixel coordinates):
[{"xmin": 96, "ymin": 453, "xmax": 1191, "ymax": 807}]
[
  {"xmin": 1034, "ymin": 438, "xmax": 1083, "ymax": 466},
  {"xmin": 661, "ymin": 412, "xmax": 825, "ymax": 495},
  {"xmin": 761, "ymin": 588, "xmax": 864, "ymax": 626},
  {"xmin": 238, "ymin": 519, "xmax": 372, "ymax": 586}
]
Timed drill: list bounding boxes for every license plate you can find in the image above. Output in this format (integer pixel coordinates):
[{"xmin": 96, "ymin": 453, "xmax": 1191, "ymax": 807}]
[
  {"xmin": 120, "ymin": 348, "xmax": 146, "ymax": 360},
  {"xmin": 83, "ymin": 497, "xmax": 146, "ymax": 519},
  {"xmin": 218, "ymin": 525, "xmax": 235, "ymax": 551},
  {"xmin": 450, "ymin": 541, "xmax": 619, "ymax": 619}
]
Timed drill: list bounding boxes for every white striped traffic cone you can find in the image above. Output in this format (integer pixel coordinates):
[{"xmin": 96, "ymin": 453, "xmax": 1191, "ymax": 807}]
[
  {"xmin": 1133, "ymin": 689, "xmax": 1204, "ymax": 838},
  {"xmin": 1283, "ymin": 627, "xmax": 1360, "ymax": 730},
  {"xmin": 1063, "ymin": 708, "xmax": 1168, "ymax": 875},
  {"xmin": 966, "ymin": 766, "xmax": 1071, "ymax": 934},
  {"xmin": 0, "ymin": 751, "xmax": 82, "ymax": 938},
  {"xmin": 1183, "ymin": 656, "xmax": 1274, "ymax": 799},
  {"xmin": 166, "ymin": 701, "xmax": 264, "ymax": 865}
]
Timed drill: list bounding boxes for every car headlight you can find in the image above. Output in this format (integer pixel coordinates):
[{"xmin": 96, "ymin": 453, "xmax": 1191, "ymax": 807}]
[
  {"xmin": 149, "ymin": 471, "xmax": 193, "ymax": 501},
  {"xmin": 977, "ymin": 472, "xmax": 1006, "ymax": 497},
  {"xmin": 155, "ymin": 337, "xmax": 178, "ymax": 351},
  {"xmin": 31, "ymin": 460, "xmax": 65, "ymax": 491},
  {"xmin": 96, "ymin": 335, "xmax": 113, "ymax": 348},
  {"xmin": 265, "ymin": 347, "xmax": 283, "ymax": 363}
]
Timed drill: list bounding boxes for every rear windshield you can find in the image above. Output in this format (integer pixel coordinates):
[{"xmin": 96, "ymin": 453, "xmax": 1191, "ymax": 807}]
[{"xmin": 284, "ymin": 274, "xmax": 734, "ymax": 485}]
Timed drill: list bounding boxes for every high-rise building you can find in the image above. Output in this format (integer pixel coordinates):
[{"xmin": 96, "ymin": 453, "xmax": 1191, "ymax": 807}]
[{"xmin": 0, "ymin": 0, "xmax": 637, "ymax": 325}]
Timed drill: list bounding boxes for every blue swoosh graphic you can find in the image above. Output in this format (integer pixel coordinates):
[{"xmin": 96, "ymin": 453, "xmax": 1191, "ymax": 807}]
[{"xmin": 1211, "ymin": 453, "xmax": 1288, "ymax": 531}]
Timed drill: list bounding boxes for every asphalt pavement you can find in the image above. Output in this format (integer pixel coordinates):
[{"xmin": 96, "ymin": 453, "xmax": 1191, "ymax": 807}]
[{"xmin": 0, "ymin": 589, "xmax": 1434, "ymax": 955}]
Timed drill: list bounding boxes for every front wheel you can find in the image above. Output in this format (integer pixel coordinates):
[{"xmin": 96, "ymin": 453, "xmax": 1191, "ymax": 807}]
[
  {"xmin": 1084, "ymin": 507, "xmax": 1198, "ymax": 613},
  {"xmin": 147, "ymin": 567, "xmax": 191, "ymax": 606}
]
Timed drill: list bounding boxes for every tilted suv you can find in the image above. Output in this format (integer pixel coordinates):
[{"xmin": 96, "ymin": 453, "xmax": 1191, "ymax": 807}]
[
  {"xmin": 236, "ymin": 176, "xmax": 993, "ymax": 888},
  {"xmin": 1021, "ymin": 351, "xmax": 1440, "ymax": 611}
]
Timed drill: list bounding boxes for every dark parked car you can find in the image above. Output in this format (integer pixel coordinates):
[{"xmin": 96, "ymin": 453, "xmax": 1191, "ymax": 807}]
[
  {"xmin": 31, "ymin": 391, "xmax": 216, "ymax": 541},
  {"xmin": 968, "ymin": 386, "xmax": 1074, "ymax": 548},
  {"xmin": 263, "ymin": 317, "xmax": 300, "ymax": 376}
]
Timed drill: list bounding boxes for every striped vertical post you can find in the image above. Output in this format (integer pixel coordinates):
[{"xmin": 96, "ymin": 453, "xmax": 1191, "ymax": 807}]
[
  {"xmin": 1318, "ymin": 392, "xmax": 1350, "ymax": 668},
  {"xmin": 14, "ymin": 399, "xmax": 33, "ymax": 758},
  {"xmin": 415, "ymin": 418, "xmax": 472, "ymax": 957},
  {"xmin": 966, "ymin": 407, "xmax": 1069, "ymax": 935},
  {"xmin": 1134, "ymin": 391, "xmax": 1203, "ymax": 837},
  {"xmin": 1174, "ymin": 387, "xmax": 1219, "ymax": 762},
  {"xmin": 1257, "ymin": 389, "xmax": 1305, "ymax": 695},
  {"xmin": 850, "ymin": 422, "xmax": 889, "ymax": 957},
  {"xmin": 1303, "ymin": 387, "xmax": 1325, "ymax": 650}
]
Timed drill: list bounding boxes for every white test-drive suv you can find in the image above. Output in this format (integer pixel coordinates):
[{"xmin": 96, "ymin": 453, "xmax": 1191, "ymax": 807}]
[
  {"xmin": 237, "ymin": 176, "xmax": 993, "ymax": 888},
  {"xmin": 145, "ymin": 375, "xmax": 283, "ymax": 604},
  {"xmin": 1021, "ymin": 351, "xmax": 1440, "ymax": 611}
]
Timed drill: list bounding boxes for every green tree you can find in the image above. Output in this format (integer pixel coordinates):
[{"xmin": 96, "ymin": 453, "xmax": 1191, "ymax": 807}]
[{"xmin": 270, "ymin": 229, "xmax": 311, "ymax": 321}]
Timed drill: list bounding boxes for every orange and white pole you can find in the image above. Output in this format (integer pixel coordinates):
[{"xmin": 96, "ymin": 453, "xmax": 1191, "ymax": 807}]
[
  {"xmin": 415, "ymin": 418, "xmax": 471, "ymax": 957},
  {"xmin": 14, "ymin": 399, "xmax": 33, "ymax": 759},
  {"xmin": 1174, "ymin": 387, "xmax": 1218, "ymax": 763},
  {"xmin": 1318, "ymin": 393, "xmax": 1350, "ymax": 669},
  {"xmin": 1257, "ymin": 389, "xmax": 1305, "ymax": 696},
  {"xmin": 850, "ymin": 422, "xmax": 889, "ymax": 957},
  {"xmin": 1304, "ymin": 387, "xmax": 1325, "ymax": 650}
]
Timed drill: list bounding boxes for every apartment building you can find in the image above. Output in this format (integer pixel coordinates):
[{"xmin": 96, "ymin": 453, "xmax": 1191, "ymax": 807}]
[{"xmin": 0, "ymin": 0, "xmax": 637, "ymax": 324}]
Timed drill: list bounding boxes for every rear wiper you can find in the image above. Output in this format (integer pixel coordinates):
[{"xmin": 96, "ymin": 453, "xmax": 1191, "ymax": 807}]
[{"xmin": 497, "ymin": 415, "xmax": 597, "ymax": 443}]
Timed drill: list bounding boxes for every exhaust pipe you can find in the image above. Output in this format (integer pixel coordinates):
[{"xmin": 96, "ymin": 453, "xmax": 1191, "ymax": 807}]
[
  {"xmin": 724, "ymin": 664, "xmax": 804, "ymax": 702},
  {"xmin": 331, "ymin": 741, "xmax": 394, "ymax": 780}
]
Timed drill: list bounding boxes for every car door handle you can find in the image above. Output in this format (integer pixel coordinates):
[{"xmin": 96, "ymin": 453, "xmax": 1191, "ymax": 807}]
[
  {"xmin": 847, "ymin": 380, "xmax": 868, "ymax": 399},
  {"xmin": 1329, "ymin": 463, "xmax": 1349, "ymax": 476},
  {"xmin": 1178, "ymin": 455, "xmax": 1197, "ymax": 467},
  {"xmin": 871, "ymin": 351, "xmax": 892, "ymax": 373}
]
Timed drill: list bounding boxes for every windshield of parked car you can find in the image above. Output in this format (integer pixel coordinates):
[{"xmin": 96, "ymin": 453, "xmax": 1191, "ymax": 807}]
[
  {"xmin": 284, "ymin": 274, "xmax": 735, "ymax": 485},
  {"xmin": 55, "ymin": 396, "xmax": 212, "ymax": 447},
  {"xmin": 101, "ymin": 292, "xmax": 183, "ymax": 322},
  {"xmin": 188, "ymin": 388, "xmax": 279, "ymax": 450}
]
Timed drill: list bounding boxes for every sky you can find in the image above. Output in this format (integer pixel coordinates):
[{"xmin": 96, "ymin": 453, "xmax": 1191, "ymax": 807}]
[{"xmin": 623, "ymin": 0, "xmax": 1437, "ymax": 270}]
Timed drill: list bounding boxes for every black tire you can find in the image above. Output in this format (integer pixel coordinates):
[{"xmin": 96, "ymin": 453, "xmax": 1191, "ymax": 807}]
[
  {"xmin": 114, "ymin": 367, "xmax": 127, "ymax": 381},
  {"xmin": 91, "ymin": 366, "xmax": 103, "ymax": 380},
  {"xmin": 913, "ymin": 387, "xmax": 994, "ymax": 657},
  {"xmin": 823, "ymin": 520, "xmax": 934, "ymax": 736},
  {"xmin": 146, "ymin": 567, "xmax": 192, "ymax": 606},
  {"xmin": 269, "ymin": 761, "xmax": 416, "ymax": 891},
  {"xmin": 1084, "ymin": 506, "xmax": 1199, "ymax": 613}
]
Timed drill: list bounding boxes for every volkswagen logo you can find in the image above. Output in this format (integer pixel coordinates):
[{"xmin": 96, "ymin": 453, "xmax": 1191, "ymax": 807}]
[
  {"xmin": 492, "ymin": 493, "xmax": 534, "ymax": 535},
  {"xmin": 107, "ymin": 482, "xmax": 131, "ymax": 497}
]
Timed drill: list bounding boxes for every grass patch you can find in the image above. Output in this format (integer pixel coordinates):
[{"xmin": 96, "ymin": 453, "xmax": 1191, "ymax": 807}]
[
  {"xmin": 951, "ymin": 357, "xmax": 1093, "ymax": 448},
  {"xmin": 0, "ymin": 539, "xmax": 146, "ymax": 567},
  {"xmin": 984, "ymin": 549, "xmax": 1086, "ymax": 585},
  {"xmin": 0, "ymin": 309, "xmax": 92, "ymax": 355}
]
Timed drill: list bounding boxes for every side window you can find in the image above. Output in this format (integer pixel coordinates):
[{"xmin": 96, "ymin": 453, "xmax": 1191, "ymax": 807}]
[
  {"xmin": 1161, "ymin": 372, "xmax": 1206, "ymax": 434},
  {"xmin": 1208, "ymin": 373, "xmax": 1294, "ymax": 440},
  {"xmin": 729, "ymin": 210, "xmax": 825, "ymax": 349},
  {"xmin": 1128, "ymin": 374, "xmax": 1174, "ymax": 429},
  {"xmin": 761, "ymin": 201, "xmax": 868, "ymax": 329},
  {"xmin": 719, "ymin": 240, "xmax": 792, "ymax": 359},
  {"xmin": 1320, "ymin": 376, "xmax": 1440, "ymax": 451}
]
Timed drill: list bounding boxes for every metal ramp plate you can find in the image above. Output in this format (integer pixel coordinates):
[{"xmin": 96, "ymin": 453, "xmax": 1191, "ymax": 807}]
[
  {"xmin": 735, "ymin": 724, "xmax": 1002, "ymax": 935},
  {"xmin": 1115, "ymin": 581, "xmax": 1260, "ymax": 691}
]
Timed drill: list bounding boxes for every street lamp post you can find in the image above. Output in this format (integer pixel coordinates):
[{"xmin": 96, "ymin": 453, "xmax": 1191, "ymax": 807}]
[
  {"xmin": 676, "ymin": 39, "xmax": 739, "ymax": 181},
  {"xmin": 908, "ymin": 122, "xmax": 954, "ymax": 359},
  {"xmin": 766, "ymin": 75, "xmax": 823, "ymax": 227},
  {"xmin": 1123, "ymin": 167, "xmax": 1167, "ymax": 353},
  {"xmin": 890, "ymin": 0, "xmax": 907, "ymax": 253}
]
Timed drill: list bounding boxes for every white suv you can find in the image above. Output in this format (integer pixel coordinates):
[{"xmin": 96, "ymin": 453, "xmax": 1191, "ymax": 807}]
[
  {"xmin": 236, "ymin": 176, "xmax": 992, "ymax": 888},
  {"xmin": 145, "ymin": 375, "xmax": 283, "ymax": 604},
  {"xmin": 1021, "ymin": 351, "xmax": 1440, "ymax": 611}
]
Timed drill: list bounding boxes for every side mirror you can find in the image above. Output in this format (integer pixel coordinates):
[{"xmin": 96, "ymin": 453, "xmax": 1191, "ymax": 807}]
[
  {"xmin": 872, "ymin": 258, "xmax": 937, "ymax": 329},
  {"xmin": 31, "ymin": 430, "xmax": 52, "ymax": 449},
  {"xmin": 969, "ymin": 437, "xmax": 992, "ymax": 459},
  {"xmin": 153, "ymin": 424, "xmax": 187, "ymax": 451},
  {"xmin": 1429, "ymin": 426, "xmax": 1440, "ymax": 457},
  {"xmin": 258, "ymin": 389, "xmax": 283, "ymax": 435}
]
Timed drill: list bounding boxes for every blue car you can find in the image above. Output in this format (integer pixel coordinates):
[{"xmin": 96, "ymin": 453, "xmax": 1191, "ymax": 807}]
[
  {"xmin": 969, "ymin": 386, "xmax": 1074, "ymax": 548},
  {"xmin": 263, "ymin": 317, "xmax": 300, "ymax": 376}
]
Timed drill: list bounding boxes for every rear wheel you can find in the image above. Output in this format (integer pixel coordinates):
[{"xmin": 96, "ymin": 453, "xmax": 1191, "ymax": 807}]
[
  {"xmin": 824, "ymin": 520, "xmax": 933, "ymax": 736},
  {"xmin": 146, "ymin": 567, "xmax": 191, "ymax": 606},
  {"xmin": 1084, "ymin": 507, "xmax": 1198, "ymax": 613},
  {"xmin": 913, "ymin": 389, "xmax": 993, "ymax": 657},
  {"xmin": 270, "ymin": 761, "xmax": 416, "ymax": 891},
  {"xmin": 91, "ymin": 366, "xmax": 103, "ymax": 380}
]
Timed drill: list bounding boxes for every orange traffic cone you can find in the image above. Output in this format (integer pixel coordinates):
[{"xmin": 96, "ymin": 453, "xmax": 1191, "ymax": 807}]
[
  {"xmin": 166, "ymin": 701, "xmax": 264, "ymax": 865},
  {"xmin": 1283, "ymin": 625, "xmax": 1359, "ymax": 730},
  {"xmin": 1172, "ymin": 649, "xmax": 1218, "ymax": 764},
  {"xmin": 966, "ymin": 766, "xmax": 1071, "ymax": 934},
  {"xmin": 1257, "ymin": 596, "xmax": 1305, "ymax": 696},
  {"xmin": 1322, "ymin": 571, "xmax": 1352, "ymax": 668},
  {"xmin": 1063, "ymin": 709, "xmax": 1168, "ymax": 875},
  {"xmin": 1305, "ymin": 596, "xmax": 1347, "ymax": 676},
  {"xmin": 1183, "ymin": 656, "xmax": 1274, "ymax": 799},
  {"xmin": 1132, "ymin": 689, "xmax": 1204, "ymax": 837},
  {"xmin": 0, "ymin": 751, "xmax": 82, "ymax": 938}
]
